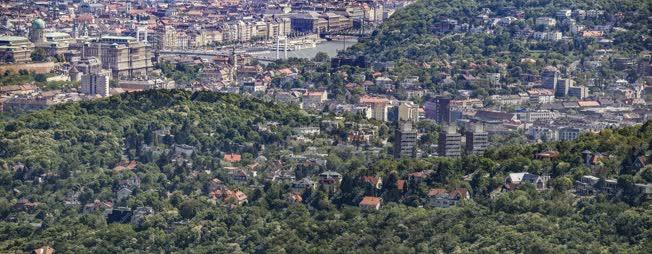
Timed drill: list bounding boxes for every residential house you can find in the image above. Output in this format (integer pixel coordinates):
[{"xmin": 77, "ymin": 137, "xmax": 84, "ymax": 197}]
[
  {"xmin": 223, "ymin": 153, "xmax": 242, "ymax": 163},
  {"xmin": 118, "ymin": 175, "xmax": 141, "ymax": 190},
  {"xmin": 408, "ymin": 170, "xmax": 433, "ymax": 184},
  {"xmin": 302, "ymin": 90, "xmax": 328, "ymax": 111},
  {"xmin": 113, "ymin": 160, "xmax": 137, "ymax": 172},
  {"xmin": 207, "ymin": 178, "xmax": 226, "ymax": 193},
  {"xmin": 318, "ymin": 171, "xmax": 342, "ymax": 193},
  {"xmin": 291, "ymin": 177, "xmax": 317, "ymax": 193},
  {"xmin": 83, "ymin": 200, "xmax": 113, "ymax": 214},
  {"xmin": 229, "ymin": 169, "xmax": 251, "ymax": 183},
  {"xmin": 634, "ymin": 155, "xmax": 648, "ymax": 169},
  {"xmin": 635, "ymin": 184, "xmax": 652, "ymax": 201},
  {"xmin": 359, "ymin": 196, "xmax": 382, "ymax": 210},
  {"xmin": 210, "ymin": 189, "xmax": 248, "ymax": 205},
  {"xmin": 359, "ymin": 96, "xmax": 390, "ymax": 121},
  {"xmin": 265, "ymin": 169, "xmax": 296, "ymax": 183},
  {"xmin": 575, "ymin": 175, "xmax": 600, "ymax": 196},
  {"xmin": 427, "ymin": 188, "xmax": 470, "ymax": 208},
  {"xmin": 116, "ymin": 187, "xmax": 133, "ymax": 202},
  {"xmin": 173, "ymin": 144, "xmax": 195, "ymax": 157},
  {"xmin": 503, "ymin": 172, "xmax": 549, "ymax": 191},
  {"xmin": 535, "ymin": 151, "xmax": 560, "ymax": 160}
]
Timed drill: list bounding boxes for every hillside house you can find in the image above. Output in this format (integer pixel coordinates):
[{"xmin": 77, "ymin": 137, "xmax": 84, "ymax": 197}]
[
  {"xmin": 359, "ymin": 196, "xmax": 382, "ymax": 210},
  {"xmin": 427, "ymin": 188, "xmax": 470, "ymax": 208}
]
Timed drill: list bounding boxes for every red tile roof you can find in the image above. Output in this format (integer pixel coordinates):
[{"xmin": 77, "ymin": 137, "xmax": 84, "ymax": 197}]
[
  {"xmin": 427, "ymin": 188, "xmax": 447, "ymax": 197},
  {"xmin": 359, "ymin": 196, "xmax": 381, "ymax": 207},
  {"xmin": 359, "ymin": 95, "xmax": 389, "ymax": 104},
  {"xmin": 223, "ymin": 153, "xmax": 241, "ymax": 163}
]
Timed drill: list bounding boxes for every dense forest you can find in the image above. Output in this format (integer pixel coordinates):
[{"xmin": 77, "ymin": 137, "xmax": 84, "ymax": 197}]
[{"xmin": 0, "ymin": 89, "xmax": 650, "ymax": 253}]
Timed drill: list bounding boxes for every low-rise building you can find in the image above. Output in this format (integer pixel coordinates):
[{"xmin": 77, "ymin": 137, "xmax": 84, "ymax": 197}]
[
  {"xmin": 504, "ymin": 172, "xmax": 549, "ymax": 191},
  {"xmin": 559, "ymin": 127, "xmax": 582, "ymax": 141},
  {"xmin": 318, "ymin": 171, "xmax": 342, "ymax": 193},
  {"xmin": 359, "ymin": 196, "xmax": 381, "ymax": 210},
  {"xmin": 427, "ymin": 188, "xmax": 470, "ymax": 208}
]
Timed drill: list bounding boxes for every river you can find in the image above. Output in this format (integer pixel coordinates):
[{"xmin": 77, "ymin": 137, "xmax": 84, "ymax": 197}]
[{"xmin": 248, "ymin": 38, "xmax": 358, "ymax": 60}]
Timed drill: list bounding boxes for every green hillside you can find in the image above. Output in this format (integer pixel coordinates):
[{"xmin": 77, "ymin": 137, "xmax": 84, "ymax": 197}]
[
  {"xmin": 0, "ymin": 89, "xmax": 650, "ymax": 252},
  {"xmin": 344, "ymin": 0, "xmax": 650, "ymax": 92}
]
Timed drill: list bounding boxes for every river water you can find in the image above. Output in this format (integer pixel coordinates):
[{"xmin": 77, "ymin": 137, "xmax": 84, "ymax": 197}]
[{"xmin": 249, "ymin": 38, "xmax": 358, "ymax": 60}]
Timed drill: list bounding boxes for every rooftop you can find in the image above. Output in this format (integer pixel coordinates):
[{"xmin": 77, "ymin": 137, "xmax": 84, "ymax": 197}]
[
  {"xmin": 0, "ymin": 35, "xmax": 29, "ymax": 42},
  {"xmin": 359, "ymin": 196, "xmax": 381, "ymax": 206}
]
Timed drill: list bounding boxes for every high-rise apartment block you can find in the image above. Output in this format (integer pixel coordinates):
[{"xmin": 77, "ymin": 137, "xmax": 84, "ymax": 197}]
[
  {"xmin": 438, "ymin": 126, "xmax": 462, "ymax": 157},
  {"xmin": 465, "ymin": 128, "xmax": 489, "ymax": 155},
  {"xmin": 80, "ymin": 71, "xmax": 110, "ymax": 97},
  {"xmin": 394, "ymin": 122, "xmax": 418, "ymax": 159}
]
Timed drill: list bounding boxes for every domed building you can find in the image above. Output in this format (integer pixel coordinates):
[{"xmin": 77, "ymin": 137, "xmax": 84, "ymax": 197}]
[
  {"xmin": 29, "ymin": 18, "xmax": 74, "ymax": 59},
  {"xmin": 29, "ymin": 19, "xmax": 46, "ymax": 44}
]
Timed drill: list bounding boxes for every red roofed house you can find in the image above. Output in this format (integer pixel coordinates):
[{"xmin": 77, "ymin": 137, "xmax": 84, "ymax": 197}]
[
  {"xmin": 408, "ymin": 170, "xmax": 433, "ymax": 184},
  {"xmin": 113, "ymin": 160, "xmax": 137, "ymax": 171},
  {"xmin": 359, "ymin": 196, "xmax": 382, "ymax": 210},
  {"xmin": 210, "ymin": 189, "xmax": 248, "ymax": 205},
  {"xmin": 223, "ymin": 153, "xmax": 241, "ymax": 163}
]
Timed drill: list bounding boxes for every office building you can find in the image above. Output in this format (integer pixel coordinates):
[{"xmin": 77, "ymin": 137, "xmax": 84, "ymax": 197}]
[{"xmin": 394, "ymin": 122, "xmax": 417, "ymax": 159}]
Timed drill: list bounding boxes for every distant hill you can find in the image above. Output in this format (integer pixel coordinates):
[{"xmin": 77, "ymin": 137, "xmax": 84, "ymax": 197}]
[{"xmin": 345, "ymin": 0, "xmax": 650, "ymax": 86}]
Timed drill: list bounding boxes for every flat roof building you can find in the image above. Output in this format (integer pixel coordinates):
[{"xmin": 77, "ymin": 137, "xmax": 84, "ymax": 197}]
[{"xmin": 0, "ymin": 36, "xmax": 34, "ymax": 63}]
